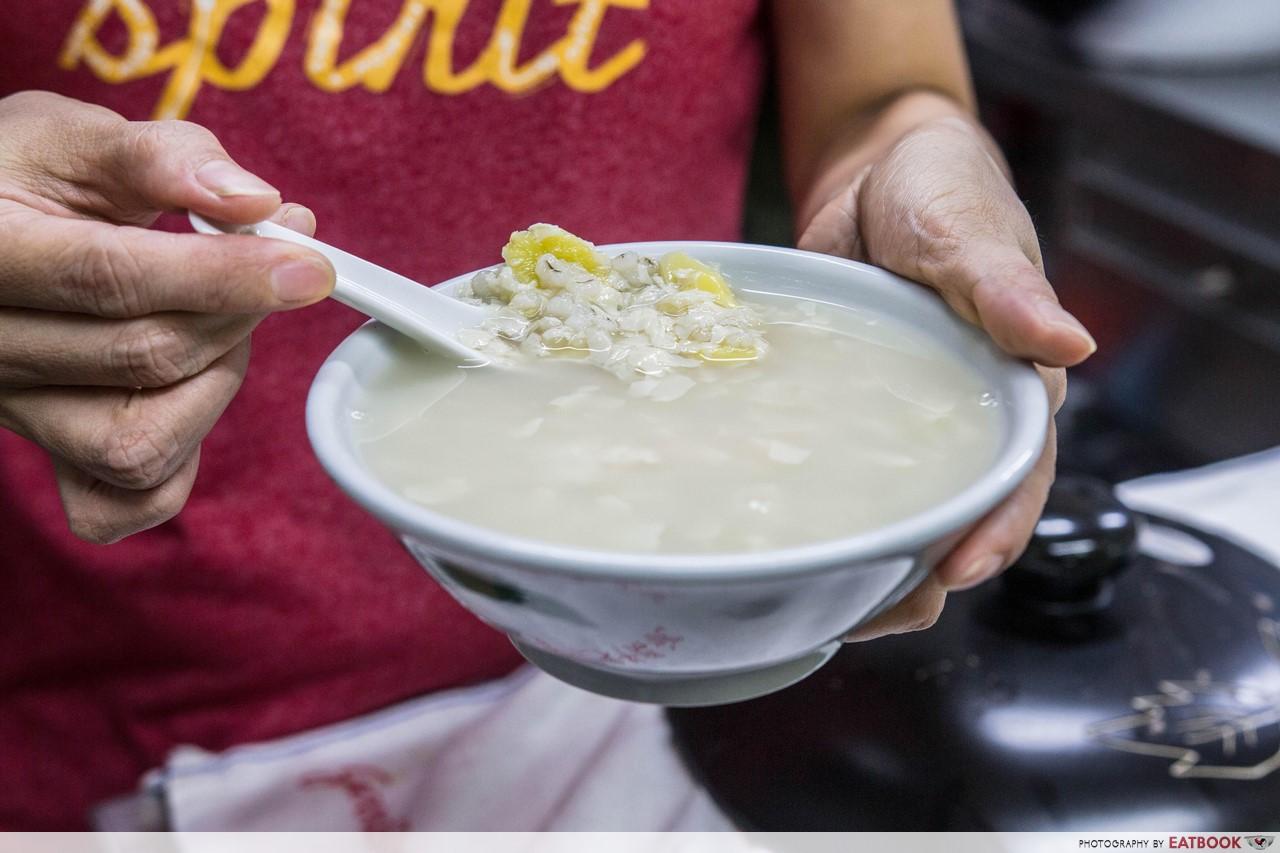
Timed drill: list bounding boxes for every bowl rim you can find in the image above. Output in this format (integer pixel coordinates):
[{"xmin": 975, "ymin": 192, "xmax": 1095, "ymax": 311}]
[{"xmin": 306, "ymin": 242, "xmax": 1048, "ymax": 582}]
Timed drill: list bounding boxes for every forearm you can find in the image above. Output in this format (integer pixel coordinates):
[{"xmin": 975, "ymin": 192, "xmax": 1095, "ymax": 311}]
[{"xmin": 769, "ymin": 1, "xmax": 1009, "ymax": 230}]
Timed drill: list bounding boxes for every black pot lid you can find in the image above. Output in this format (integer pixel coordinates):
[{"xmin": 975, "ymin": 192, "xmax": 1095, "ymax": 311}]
[{"xmin": 668, "ymin": 475, "xmax": 1280, "ymax": 831}]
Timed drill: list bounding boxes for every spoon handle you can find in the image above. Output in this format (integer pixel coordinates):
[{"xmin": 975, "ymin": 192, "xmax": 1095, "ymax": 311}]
[{"xmin": 189, "ymin": 212, "xmax": 486, "ymax": 363}]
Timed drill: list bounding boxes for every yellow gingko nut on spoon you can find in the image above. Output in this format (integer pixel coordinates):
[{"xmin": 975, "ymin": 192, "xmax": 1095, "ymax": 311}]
[
  {"xmin": 701, "ymin": 345, "xmax": 758, "ymax": 362},
  {"xmin": 502, "ymin": 223, "xmax": 611, "ymax": 284},
  {"xmin": 657, "ymin": 253, "xmax": 756, "ymax": 362},
  {"xmin": 658, "ymin": 251, "xmax": 738, "ymax": 308},
  {"xmin": 461, "ymin": 224, "xmax": 767, "ymax": 376}
]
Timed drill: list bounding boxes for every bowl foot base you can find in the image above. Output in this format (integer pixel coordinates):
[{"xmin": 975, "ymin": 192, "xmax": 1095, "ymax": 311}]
[{"xmin": 510, "ymin": 639, "xmax": 842, "ymax": 707}]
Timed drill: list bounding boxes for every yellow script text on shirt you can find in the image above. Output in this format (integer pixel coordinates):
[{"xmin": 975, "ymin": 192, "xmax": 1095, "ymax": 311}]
[{"xmin": 59, "ymin": 0, "xmax": 650, "ymax": 119}]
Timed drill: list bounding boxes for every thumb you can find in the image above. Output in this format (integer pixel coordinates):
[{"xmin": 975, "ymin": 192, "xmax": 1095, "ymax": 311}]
[
  {"xmin": 109, "ymin": 119, "xmax": 282, "ymax": 223},
  {"xmin": 955, "ymin": 240, "xmax": 1097, "ymax": 368},
  {"xmin": 0, "ymin": 92, "xmax": 280, "ymax": 224}
]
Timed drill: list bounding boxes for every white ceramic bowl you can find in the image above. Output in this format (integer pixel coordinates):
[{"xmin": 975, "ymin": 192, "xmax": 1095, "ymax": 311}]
[{"xmin": 306, "ymin": 243, "xmax": 1048, "ymax": 706}]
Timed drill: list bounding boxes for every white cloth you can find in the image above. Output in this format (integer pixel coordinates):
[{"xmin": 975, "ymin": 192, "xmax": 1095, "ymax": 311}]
[
  {"xmin": 134, "ymin": 447, "xmax": 1280, "ymax": 831},
  {"xmin": 151, "ymin": 665, "xmax": 732, "ymax": 831},
  {"xmin": 1116, "ymin": 445, "xmax": 1280, "ymax": 565}
]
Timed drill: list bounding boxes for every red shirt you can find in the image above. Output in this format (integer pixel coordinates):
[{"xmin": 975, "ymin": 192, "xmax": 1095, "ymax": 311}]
[{"xmin": 0, "ymin": 0, "xmax": 764, "ymax": 828}]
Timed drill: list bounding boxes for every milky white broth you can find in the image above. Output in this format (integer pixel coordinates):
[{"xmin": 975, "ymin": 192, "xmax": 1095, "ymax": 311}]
[{"xmin": 352, "ymin": 293, "xmax": 1003, "ymax": 554}]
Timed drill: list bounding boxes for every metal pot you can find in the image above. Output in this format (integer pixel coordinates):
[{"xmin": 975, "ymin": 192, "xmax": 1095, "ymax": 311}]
[{"xmin": 669, "ymin": 475, "xmax": 1280, "ymax": 830}]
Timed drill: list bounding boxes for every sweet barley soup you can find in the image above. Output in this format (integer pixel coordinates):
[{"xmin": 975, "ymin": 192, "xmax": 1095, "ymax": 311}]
[{"xmin": 353, "ymin": 232, "xmax": 1002, "ymax": 553}]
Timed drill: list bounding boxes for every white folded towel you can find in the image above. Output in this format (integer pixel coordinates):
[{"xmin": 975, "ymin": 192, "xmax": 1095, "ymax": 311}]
[{"xmin": 146, "ymin": 664, "xmax": 733, "ymax": 832}]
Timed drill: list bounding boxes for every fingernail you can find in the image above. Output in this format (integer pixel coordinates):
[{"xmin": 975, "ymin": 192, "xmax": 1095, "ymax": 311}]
[
  {"xmin": 282, "ymin": 205, "xmax": 316, "ymax": 234},
  {"xmin": 271, "ymin": 258, "xmax": 332, "ymax": 304},
  {"xmin": 196, "ymin": 160, "xmax": 279, "ymax": 198},
  {"xmin": 1037, "ymin": 299, "xmax": 1097, "ymax": 355},
  {"xmin": 951, "ymin": 555, "xmax": 1003, "ymax": 590}
]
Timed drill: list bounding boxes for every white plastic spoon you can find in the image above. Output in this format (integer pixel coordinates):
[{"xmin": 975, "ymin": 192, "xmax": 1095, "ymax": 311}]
[{"xmin": 189, "ymin": 211, "xmax": 489, "ymax": 364}]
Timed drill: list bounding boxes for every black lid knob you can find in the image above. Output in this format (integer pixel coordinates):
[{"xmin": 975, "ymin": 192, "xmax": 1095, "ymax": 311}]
[{"xmin": 1002, "ymin": 474, "xmax": 1139, "ymax": 610}]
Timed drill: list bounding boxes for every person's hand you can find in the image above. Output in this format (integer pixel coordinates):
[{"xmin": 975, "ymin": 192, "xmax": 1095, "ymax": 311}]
[
  {"xmin": 797, "ymin": 114, "xmax": 1095, "ymax": 641},
  {"xmin": 0, "ymin": 91, "xmax": 334, "ymax": 544}
]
